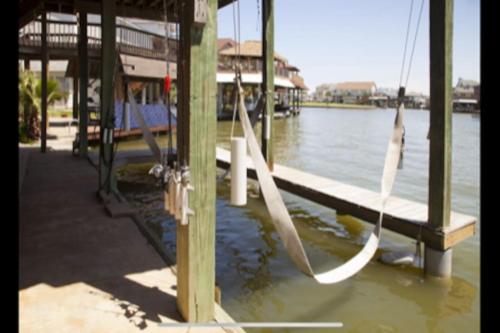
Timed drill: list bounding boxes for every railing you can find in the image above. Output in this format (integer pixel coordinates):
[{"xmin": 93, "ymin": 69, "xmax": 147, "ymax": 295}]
[
  {"xmin": 19, "ymin": 19, "xmax": 178, "ymax": 61},
  {"xmin": 217, "ymin": 57, "xmax": 290, "ymax": 78}
]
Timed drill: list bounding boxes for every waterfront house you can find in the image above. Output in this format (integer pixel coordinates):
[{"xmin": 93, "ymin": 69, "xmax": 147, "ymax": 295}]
[
  {"xmin": 331, "ymin": 81, "xmax": 377, "ymax": 104},
  {"xmin": 19, "ymin": 12, "xmax": 178, "ymax": 135},
  {"xmin": 454, "ymin": 78, "xmax": 479, "ymax": 99},
  {"xmin": 313, "ymin": 83, "xmax": 337, "ymax": 102},
  {"xmin": 217, "ymin": 38, "xmax": 238, "ymax": 52},
  {"xmin": 216, "ymin": 40, "xmax": 306, "ymax": 119}
]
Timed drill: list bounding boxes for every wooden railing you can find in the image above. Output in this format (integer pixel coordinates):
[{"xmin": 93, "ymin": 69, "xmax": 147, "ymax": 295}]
[
  {"xmin": 19, "ymin": 19, "xmax": 178, "ymax": 61},
  {"xmin": 218, "ymin": 57, "xmax": 290, "ymax": 78}
]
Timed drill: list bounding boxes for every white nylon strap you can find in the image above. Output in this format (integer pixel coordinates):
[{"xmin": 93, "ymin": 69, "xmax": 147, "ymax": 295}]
[
  {"xmin": 127, "ymin": 86, "xmax": 163, "ymax": 163},
  {"xmin": 236, "ymin": 78, "xmax": 404, "ymax": 284}
]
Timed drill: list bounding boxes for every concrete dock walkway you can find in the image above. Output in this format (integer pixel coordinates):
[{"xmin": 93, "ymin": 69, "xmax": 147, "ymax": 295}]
[{"xmin": 19, "ymin": 147, "xmax": 241, "ymax": 333}]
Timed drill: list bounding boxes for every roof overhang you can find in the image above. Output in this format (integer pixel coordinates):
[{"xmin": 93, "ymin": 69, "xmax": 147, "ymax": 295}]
[
  {"xmin": 120, "ymin": 54, "xmax": 177, "ymax": 80},
  {"xmin": 20, "ymin": 0, "xmax": 235, "ymax": 29}
]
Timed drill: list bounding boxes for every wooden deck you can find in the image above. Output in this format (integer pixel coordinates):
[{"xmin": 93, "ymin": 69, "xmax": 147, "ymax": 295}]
[{"xmin": 215, "ymin": 147, "xmax": 476, "ymax": 251}]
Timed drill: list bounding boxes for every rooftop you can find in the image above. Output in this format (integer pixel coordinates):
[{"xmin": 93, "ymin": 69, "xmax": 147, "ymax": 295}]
[
  {"xmin": 219, "ymin": 40, "xmax": 288, "ymax": 63},
  {"xmin": 334, "ymin": 81, "xmax": 377, "ymax": 90}
]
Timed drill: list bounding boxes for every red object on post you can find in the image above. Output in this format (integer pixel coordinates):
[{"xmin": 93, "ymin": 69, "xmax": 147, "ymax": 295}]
[{"xmin": 164, "ymin": 75, "xmax": 171, "ymax": 93}]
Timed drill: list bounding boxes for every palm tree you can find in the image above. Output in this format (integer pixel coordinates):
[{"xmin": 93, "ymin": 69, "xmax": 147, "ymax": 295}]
[{"xmin": 19, "ymin": 70, "xmax": 67, "ymax": 141}]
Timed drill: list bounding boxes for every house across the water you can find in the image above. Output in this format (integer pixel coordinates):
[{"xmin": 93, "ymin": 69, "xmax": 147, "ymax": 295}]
[{"xmin": 216, "ymin": 39, "xmax": 308, "ymax": 120}]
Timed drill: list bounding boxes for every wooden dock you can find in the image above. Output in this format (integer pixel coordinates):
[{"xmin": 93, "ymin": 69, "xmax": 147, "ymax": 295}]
[
  {"xmin": 105, "ymin": 148, "xmax": 476, "ymax": 252},
  {"xmin": 215, "ymin": 147, "xmax": 476, "ymax": 251}
]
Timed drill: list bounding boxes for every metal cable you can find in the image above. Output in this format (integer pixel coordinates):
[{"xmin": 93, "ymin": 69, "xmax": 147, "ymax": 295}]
[
  {"xmin": 405, "ymin": 0, "xmax": 425, "ymax": 88},
  {"xmin": 399, "ymin": 0, "xmax": 415, "ymax": 88}
]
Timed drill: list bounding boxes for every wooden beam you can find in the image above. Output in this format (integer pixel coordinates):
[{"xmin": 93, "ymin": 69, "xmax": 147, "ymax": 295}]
[
  {"xmin": 74, "ymin": 1, "xmax": 166, "ymax": 22},
  {"xmin": 78, "ymin": 11, "xmax": 89, "ymax": 157},
  {"xmin": 428, "ymin": 0, "xmax": 453, "ymax": 235},
  {"xmin": 176, "ymin": 0, "xmax": 217, "ymax": 322},
  {"xmin": 19, "ymin": 0, "xmax": 43, "ymax": 29},
  {"xmin": 41, "ymin": 11, "xmax": 48, "ymax": 153},
  {"xmin": 23, "ymin": 60, "xmax": 31, "ymax": 126},
  {"xmin": 72, "ymin": 59, "xmax": 79, "ymax": 120},
  {"xmin": 99, "ymin": 0, "xmax": 116, "ymax": 194},
  {"xmin": 261, "ymin": 0, "xmax": 274, "ymax": 170}
]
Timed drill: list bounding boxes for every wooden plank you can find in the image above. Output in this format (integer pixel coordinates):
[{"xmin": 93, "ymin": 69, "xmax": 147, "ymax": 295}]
[
  {"xmin": 443, "ymin": 223, "xmax": 475, "ymax": 249},
  {"xmin": 390, "ymin": 202, "xmax": 427, "ymax": 218},
  {"xmin": 261, "ymin": 0, "xmax": 274, "ymax": 170},
  {"xmin": 41, "ymin": 11, "xmax": 48, "ymax": 153},
  {"xmin": 428, "ymin": 0, "xmax": 453, "ymax": 233},
  {"xmin": 176, "ymin": 0, "xmax": 217, "ymax": 323}
]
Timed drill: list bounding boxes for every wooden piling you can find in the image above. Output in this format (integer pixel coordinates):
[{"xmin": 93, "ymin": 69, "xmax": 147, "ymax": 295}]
[
  {"xmin": 426, "ymin": 0, "xmax": 453, "ymax": 277},
  {"xmin": 262, "ymin": 0, "xmax": 274, "ymax": 170},
  {"xmin": 78, "ymin": 11, "xmax": 88, "ymax": 156},
  {"xmin": 99, "ymin": 1, "xmax": 116, "ymax": 194},
  {"xmin": 23, "ymin": 60, "xmax": 30, "ymax": 125},
  {"xmin": 41, "ymin": 11, "xmax": 48, "ymax": 153},
  {"xmin": 176, "ymin": 0, "xmax": 217, "ymax": 322},
  {"xmin": 72, "ymin": 59, "xmax": 79, "ymax": 120}
]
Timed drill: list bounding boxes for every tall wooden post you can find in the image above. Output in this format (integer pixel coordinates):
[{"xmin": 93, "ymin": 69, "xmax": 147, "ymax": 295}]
[
  {"xmin": 99, "ymin": 1, "xmax": 116, "ymax": 194},
  {"xmin": 262, "ymin": 0, "xmax": 274, "ymax": 170},
  {"xmin": 23, "ymin": 60, "xmax": 31, "ymax": 125},
  {"xmin": 78, "ymin": 11, "xmax": 88, "ymax": 156},
  {"xmin": 41, "ymin": 11, "xmax": 48, "ymax": 153},
  {"xmin": 72, "ymin": 60, "xmax": 79, "ymax": 120},
  {"xmin": 176, "ymin": 0, "xmax": 217, "ymax": 322},
  {"xmin": 426, "ymin": 0, "xmax": 453, "ymax": 277}
]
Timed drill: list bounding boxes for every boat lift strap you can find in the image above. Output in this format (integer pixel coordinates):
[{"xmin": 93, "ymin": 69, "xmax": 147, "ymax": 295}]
[
  {"xmin": 235, "ymin": 77, "xmax": 405, "ymax": 284},
  {"xmin": 126, "ymin": 85, "xmax": 163, "ymax": 164}
]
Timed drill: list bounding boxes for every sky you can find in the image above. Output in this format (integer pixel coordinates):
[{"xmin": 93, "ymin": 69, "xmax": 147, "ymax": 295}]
[{"xmin": 217, "ymin": 0, "xmax": 480, "ymax": 95}]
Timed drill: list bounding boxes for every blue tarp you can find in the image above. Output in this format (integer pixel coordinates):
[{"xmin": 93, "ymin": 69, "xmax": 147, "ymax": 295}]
[{"xmin": 114, "ymin": 102, "xmax": 177, "ymax": 129}]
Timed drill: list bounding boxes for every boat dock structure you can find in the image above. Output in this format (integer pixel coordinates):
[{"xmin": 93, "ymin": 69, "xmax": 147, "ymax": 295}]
[{"xmin": 18, "ymin": 0, "xmax": 474, "ymax": 329}]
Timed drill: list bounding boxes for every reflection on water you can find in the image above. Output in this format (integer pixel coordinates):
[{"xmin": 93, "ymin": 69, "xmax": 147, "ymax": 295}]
[{"xmin": 117, "ymin": 107, "xmax": 479, "ymax": 332}]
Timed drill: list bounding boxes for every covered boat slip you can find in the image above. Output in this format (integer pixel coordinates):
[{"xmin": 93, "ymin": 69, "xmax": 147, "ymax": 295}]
[{"xmin": 19, "ymin": 0, "xmax": 472, "ymax": 328}]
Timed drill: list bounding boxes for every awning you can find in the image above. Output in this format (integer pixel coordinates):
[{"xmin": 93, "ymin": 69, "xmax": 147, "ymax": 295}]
[
  {"xmin": 120, "ymin": 54, "xmax": 177, "ymax": 80},
  {"xmin": 217, "ymin": 72, "xmax": 295, "ymax": 88}
]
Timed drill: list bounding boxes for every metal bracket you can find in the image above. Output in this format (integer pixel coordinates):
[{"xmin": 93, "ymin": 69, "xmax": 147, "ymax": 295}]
[
  {"xmin": 179, "ymin": 167, "xmax": 195, "ymax": 225},
  {"xmin": 193, "ymin": 0, "xmax": 208, "ymax": 27}
]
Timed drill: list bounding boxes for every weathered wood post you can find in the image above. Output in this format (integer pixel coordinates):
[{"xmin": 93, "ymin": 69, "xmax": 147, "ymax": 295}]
[
  {"xmin": 41, "ymin": 11, "xmax": 48, "ymax": 153},
  {"xmin": 426, "ymin": 0, "xmax": 453, "ymax": 277},
  {"xmin": 78, "ymin": 11, "xmax": 88, "ymax": 156},
  {"xmin": 23, "ymin": 59, "xmax": 31, "ymax": 125},
  {"xmin": 72, "ymin": 59, "xmax": 79, "ymax": 120},
  {"xmin": 99, "ymin": 0, "xmax": 116, "ymax": 194},
  {"xmin": 262, "ymin": 0, "xmax": 274, "ymax": 170},
  {"xmin": 176, "ymin": 0, "xmax": 217, "ymax": 322}
]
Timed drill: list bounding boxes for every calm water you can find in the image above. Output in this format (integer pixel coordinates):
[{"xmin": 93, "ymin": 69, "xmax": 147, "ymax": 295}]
[{"xmin": 115, "ymin": 107, "xmax": 480, "ymax": 332}]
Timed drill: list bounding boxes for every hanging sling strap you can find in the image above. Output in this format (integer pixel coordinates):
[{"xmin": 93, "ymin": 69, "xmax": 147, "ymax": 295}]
[
  {"xmin": 126, "ymin": 84, "xmax": 163, "ymax": 164},
  {"xmin": 235, "ymin": 77, "xmax": 405, "ymax": 284}
]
